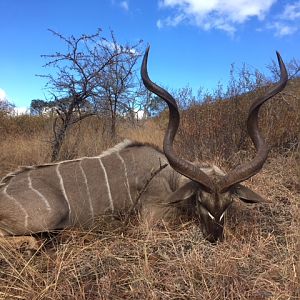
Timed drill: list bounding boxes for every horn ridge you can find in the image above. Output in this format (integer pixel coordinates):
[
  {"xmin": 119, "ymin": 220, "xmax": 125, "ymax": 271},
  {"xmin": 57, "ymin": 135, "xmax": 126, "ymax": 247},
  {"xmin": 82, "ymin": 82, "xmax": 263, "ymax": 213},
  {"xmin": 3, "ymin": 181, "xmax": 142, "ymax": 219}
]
[
  {"xmin": 218, "ymin": 52, "xmax": 288, "ymax": 192},
  {"xmin": 141, "ymin": 46, "xmax": 214, "ymax": 192}
]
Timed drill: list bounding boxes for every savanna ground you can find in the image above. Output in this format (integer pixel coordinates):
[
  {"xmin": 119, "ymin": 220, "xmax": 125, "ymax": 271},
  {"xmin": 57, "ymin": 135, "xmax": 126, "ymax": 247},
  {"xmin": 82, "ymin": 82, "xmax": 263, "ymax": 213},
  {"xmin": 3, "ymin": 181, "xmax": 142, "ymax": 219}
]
[{"xmin": 0, "ymin": 79, "xmax": 299, "ymax": 299}]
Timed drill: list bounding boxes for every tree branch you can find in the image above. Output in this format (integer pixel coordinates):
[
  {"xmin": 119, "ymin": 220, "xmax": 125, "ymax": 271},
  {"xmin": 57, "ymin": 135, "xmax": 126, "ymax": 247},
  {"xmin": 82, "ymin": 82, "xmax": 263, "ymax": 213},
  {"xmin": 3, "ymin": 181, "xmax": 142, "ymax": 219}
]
[{"xmin": 123, "ymin": 161, "xmax": 168, "ymax": 227}]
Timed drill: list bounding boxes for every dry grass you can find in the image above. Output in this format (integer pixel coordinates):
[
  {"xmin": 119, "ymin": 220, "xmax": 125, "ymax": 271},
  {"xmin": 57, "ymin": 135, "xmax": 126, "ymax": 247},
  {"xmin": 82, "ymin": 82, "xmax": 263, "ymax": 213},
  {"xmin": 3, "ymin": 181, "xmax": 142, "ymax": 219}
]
[
  {"xmin": 119, "ymin": 119, "xmax": 164, "ymax": 148},
  {"xmin": 0, "ymin": 154, "xmax": 298, "ymax": 299},
  {"xmin": 176, "ymin": 83, "xmax": 300, "ymax": 163},
  {"xmin": 0, "ymin": 81, "xmax": 299, "ymax": 299}
]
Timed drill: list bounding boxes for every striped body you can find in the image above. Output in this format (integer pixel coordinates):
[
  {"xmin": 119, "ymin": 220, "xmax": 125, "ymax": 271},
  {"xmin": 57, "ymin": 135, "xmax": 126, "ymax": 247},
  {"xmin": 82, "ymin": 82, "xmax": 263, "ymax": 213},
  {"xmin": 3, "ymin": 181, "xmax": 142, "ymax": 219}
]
[{"xmin": 0, "ymin": 140, "xmax": 177, "ymax": 236}]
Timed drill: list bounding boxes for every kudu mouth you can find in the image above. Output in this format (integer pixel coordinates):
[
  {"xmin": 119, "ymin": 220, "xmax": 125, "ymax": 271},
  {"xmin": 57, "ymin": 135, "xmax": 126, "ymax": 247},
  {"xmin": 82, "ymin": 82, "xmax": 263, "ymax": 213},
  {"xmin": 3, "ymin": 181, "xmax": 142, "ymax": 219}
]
[
  {"xmin": 205, "ymin": 232, "xmax": 224, "ymax": 244},
  {"xmin": 200, "ymin": 219, "xmax": 224, "ymax": 243},
  {"xmin": 141, "ymin": 46, "xmax": 288, "ymax": 242}
]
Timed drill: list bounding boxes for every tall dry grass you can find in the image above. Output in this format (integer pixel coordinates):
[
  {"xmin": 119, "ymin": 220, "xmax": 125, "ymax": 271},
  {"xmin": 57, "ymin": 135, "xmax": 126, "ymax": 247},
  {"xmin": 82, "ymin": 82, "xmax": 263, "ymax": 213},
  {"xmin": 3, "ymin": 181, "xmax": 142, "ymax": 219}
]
[
  {"xmin": 176, "ymin": 80, "xmax": 300, "ymax": 165},
  {"xmin": 0, "ymin": 79, "xmax": 299, "ymax": 299}
]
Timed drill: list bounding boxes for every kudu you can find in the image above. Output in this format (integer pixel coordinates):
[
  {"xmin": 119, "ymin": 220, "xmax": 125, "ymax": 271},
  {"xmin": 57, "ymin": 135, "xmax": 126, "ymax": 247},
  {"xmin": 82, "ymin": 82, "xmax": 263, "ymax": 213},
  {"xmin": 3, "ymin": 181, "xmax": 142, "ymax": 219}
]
[
  {"xmin": 0, "ymin": 48, "xmax": 287, "ymax": 248},
  {"xmin": 141, "ymin": 47, "xmax": 288, "ymax": 242}
]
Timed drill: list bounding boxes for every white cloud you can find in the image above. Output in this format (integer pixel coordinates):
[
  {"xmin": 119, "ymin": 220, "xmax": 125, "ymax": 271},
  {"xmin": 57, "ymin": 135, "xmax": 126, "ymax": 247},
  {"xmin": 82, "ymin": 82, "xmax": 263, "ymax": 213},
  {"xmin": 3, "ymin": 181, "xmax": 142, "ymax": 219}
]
[
  {"xmin": 157, "ymin": 14, "xmax": 185, "ymax": 28},
  {"xmin": 120, "ymin": 1, "xmax": 129, "ymax": 11},
  {"xmin": 267, "ymin": 1, "xmax": 300, "ymax": 37},
  {"xmin": 0, "ymin": 88, "xmax": 7, "ymax": 101},
  {"xmin": 281, "ymin": 1, "xmax": 300, "ymax": 20},
  {"xmin": 111, "ymin": 0, "xmax": 129, "ymax": 12},
  {"xmin": 157, "ymin": 0, "xmax": 277, "ymax": 33},
  {"xmin": 156, "ymin": 19, "xmax": 163, "ymax": 29},
  {"xmin": 267, "ymin": 21, "xmax": 298, "ymax": 36}
]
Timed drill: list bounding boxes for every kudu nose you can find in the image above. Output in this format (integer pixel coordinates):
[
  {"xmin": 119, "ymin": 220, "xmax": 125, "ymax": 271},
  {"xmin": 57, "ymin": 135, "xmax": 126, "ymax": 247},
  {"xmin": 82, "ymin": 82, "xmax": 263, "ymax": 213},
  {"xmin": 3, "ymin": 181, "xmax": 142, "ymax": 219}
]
[
  {"xmin": 202, "ymin": 221, "xmax": 224, "ymax": 243},
  {"xmin": 205, "ymin": 231, "xmax": 224, "ymax": 243}
]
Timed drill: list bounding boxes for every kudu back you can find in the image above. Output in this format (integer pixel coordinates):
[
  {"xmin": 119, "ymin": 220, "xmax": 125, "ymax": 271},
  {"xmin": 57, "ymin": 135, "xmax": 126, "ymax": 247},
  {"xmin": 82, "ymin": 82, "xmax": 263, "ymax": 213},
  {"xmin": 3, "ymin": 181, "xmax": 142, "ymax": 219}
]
[{"xmin": 0, "ymin": 48, "xmax": 288, "ymax": 244}]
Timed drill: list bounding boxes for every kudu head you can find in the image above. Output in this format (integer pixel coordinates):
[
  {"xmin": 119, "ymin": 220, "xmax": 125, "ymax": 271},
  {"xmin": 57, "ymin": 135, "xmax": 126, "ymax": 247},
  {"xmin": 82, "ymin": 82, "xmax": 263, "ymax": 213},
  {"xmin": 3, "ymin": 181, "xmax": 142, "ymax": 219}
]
[{"xmin": 141, "ymin": 47, "xmax": 288, "ymax": 243}]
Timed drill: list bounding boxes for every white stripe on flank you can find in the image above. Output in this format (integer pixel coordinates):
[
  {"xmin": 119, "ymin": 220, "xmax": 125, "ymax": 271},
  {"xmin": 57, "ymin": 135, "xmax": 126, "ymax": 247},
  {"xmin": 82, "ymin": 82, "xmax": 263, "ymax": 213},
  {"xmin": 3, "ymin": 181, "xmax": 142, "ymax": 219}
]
[
  {"xmin": 27, "ymin": 171, "xmax": 51, "ymax": 212},
  {"xmin": 98, "ymin": 158, "xmax": 114, "ymax": 211},
  {"xmin": 117, "ymin": 152, "xmax": 133, "ymax": 204},
  {"xmin": 130, "ymin": 152, "xmax": 139, "ymax": 196},
  {"xmin": 56, "ymin": 164, "xmax": 71, "ymax": 219},
  {"xmin": 3, "ymin": 185, "xmax": 29, "ymax": 229},
  {"xmin": 79, "ymin": 160, "xmax": 94, "ymax": 219}
]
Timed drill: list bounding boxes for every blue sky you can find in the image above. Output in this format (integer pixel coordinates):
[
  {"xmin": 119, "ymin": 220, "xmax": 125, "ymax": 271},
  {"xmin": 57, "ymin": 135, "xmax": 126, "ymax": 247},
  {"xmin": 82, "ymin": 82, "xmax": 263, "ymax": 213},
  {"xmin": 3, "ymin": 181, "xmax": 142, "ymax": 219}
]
[{"xmin": 0, "ymin": 0, "xmax": 300, "ymax": 111}]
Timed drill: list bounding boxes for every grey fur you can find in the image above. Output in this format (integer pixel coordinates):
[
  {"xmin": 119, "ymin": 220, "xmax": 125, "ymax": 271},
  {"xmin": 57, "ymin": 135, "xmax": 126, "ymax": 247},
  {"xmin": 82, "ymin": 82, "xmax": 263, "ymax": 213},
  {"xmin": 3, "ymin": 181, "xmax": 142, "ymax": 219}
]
[
  {"xmin": 0, "ymin": 140, "xmax": 174, "ymax": 235},
  {"xmin": 0, "ymin": 139, "xmax": 265, "ymax": 243}
]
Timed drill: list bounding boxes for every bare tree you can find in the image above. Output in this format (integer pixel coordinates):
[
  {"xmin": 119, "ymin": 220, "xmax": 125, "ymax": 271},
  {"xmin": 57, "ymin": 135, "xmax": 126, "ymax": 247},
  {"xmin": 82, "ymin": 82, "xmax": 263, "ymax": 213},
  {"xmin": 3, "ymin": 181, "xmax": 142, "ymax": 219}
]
[
  {"xmin": 267, "ymin": 56, "xmax": 300, "ymax": 80},
  {"xmin": 40, "ymin": 28, "xmax": 142, "ymax": 161},
  {"xmin": 0, "ymin": 99, "xmax": 15, "ymax": 114},
  {"xmin": 134, "ymin": 81, "xmax": 165, "ymax": 119},
  {"xmin": 97, "ymin": 33, "xmax": 143, "ymax": 137}
]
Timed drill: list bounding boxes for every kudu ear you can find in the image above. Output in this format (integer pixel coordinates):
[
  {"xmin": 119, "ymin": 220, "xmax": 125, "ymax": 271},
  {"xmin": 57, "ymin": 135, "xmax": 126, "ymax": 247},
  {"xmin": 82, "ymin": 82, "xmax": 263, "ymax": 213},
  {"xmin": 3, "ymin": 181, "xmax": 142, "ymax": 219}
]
[
  {"xmin": 233, "ymin": 184, "xmax": 265, "ymax": 203},
  {"xmin": 166, "ymin": 181, "xmax": 199, "ymax": 207}
]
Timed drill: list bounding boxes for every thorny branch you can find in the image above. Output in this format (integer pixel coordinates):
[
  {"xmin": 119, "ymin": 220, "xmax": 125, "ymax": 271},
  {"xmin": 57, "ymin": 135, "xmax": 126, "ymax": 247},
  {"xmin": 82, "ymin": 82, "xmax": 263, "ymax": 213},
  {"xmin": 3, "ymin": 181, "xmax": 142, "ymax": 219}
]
[{"xmin": 123, "ymin": 160, "xmax": 168, "ymax": 227}]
